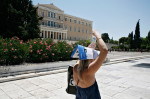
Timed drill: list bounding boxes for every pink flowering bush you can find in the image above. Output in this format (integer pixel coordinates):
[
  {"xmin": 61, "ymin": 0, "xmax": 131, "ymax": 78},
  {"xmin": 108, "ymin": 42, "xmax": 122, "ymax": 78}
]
[
  {"xmin": 0, "ymin": 37, "xmax": 75, "ymax": 65},
  {"xmin": 0, "ymin": 37, "xmax": 29, "ymax": 65},
  {"xmin": 26, "ymin": 38, "xmax": 60, "ymax": 63},
  {"xmin": 73, "ymin": 39, "xmax": 91, "ymax": 48},
  {"xmin": 57, "ymin": 40, "xmax": 73, "ymax": 61}
]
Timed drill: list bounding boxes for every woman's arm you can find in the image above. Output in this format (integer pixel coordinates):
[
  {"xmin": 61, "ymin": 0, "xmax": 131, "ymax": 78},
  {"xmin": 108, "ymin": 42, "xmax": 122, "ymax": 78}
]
[{"xmin": 88, "ymin": 30, "xmax": 108, "ymax": 74}]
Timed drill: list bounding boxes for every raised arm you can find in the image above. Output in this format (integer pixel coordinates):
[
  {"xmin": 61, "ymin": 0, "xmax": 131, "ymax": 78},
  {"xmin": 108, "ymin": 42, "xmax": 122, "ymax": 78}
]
[{"xmin": 88, "ymin": 30, "xmax": 108, "ymax": 74}]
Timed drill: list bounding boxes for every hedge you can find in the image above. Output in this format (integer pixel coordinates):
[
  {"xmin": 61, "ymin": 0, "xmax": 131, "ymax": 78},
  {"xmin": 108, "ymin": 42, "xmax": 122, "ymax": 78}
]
[{"xmin": 0, "ymin": 37, "xmax": 91, "ymax": 65}]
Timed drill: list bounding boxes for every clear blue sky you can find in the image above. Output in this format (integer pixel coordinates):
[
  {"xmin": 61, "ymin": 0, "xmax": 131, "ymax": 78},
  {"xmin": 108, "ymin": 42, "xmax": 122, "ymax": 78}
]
[{"xmin": 32, "ymin": 0, "xmax": 150, "ymax": 40}]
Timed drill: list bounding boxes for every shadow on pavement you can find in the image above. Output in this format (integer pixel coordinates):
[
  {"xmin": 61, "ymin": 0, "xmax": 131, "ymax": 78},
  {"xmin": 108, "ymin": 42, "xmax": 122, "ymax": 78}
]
[
  {"xmin": 127, "ymin": 60, "xmax": 138, "ymax": 63},
  {"xmin": 133, "ymin": 63, "xmax": 150, "ymax": 68}
]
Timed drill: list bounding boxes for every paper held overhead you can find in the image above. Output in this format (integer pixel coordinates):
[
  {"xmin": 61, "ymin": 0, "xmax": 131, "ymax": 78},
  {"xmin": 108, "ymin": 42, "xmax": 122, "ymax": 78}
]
[{"xmin": 71, "ymin": 45, "xmax": 100, "ymax": 60}]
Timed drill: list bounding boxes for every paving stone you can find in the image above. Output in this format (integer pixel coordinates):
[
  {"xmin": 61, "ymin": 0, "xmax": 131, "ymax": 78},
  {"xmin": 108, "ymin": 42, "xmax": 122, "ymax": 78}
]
[
  {"xmin": 29, "ymin": 88, "xmax": 56, "ymax": 99},
  {"xmin": 0, "ymin": 94, "xmax": 11, "ymax": 99},
  {"xmin": 16, "ymin": 81, "xmax": 40, "ymax": 92},
  {"xmin": 100, "ymin": 86, "xmax": 120, "ymax": 97},
  {"xmin": 113, "ymin": 86, "xmax": 150, "ymax": 99},
  {"xmin": 39, "ymin": 83, "xmax": 61, "ymax": 92},
  {"xmin": 27, "ymin": 78, "xmax": 49, "ymax": 86},
  {"xmin": 101, "ymin": 94, "xmax": 112, "ymax": 99},
  {"xmin": 0, "ymin": 89, "xmax": 5, "ymax": 95},
  {"xmin": 6, "ymin": 89, "xmax": 32, "ymax": 99},
  {"xmin": 113, "ymin": 92, "xmax": 140, "ymax": 99},
  {"xmin": 23, "ymin": 96, "xmax": 37, "ymax": 99},
  {"xmin": 0, "ymin": 83, "xmax": 22, "ymax": 92},
  {"xmin": 52, "ymin": 88, "xmax": 75, "ymax": 99}
]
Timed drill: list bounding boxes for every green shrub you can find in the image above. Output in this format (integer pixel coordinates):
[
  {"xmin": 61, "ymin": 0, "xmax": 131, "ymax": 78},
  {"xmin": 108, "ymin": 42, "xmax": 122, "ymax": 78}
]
[
  {"xmin": 0, "ymin": 37, "xmax": 87, "ymax": 65},
  {"xmin": 141, "ymin": 45, "xmax": 146, "ymax": 49},
  {"xmin": 57, "ymin": 40, "xmax": 73, "ymax": 61},
  {"xmin": 146, "ymin": 45, "xmax": 150, "ymax": 50},
  {"xmin": 73, "ymin": 39, "xmax": 91, "ymax": 48},
  {"xmin": 0, "ymin": 37, "xmax": 28, "ymax": 65},
  {"xmin": 26, "ymin": 38, "xmax": 60, "ymax": 63}
]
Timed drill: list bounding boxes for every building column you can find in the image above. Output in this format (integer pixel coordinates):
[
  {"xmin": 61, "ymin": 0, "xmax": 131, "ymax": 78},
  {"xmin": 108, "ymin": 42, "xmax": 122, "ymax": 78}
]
[
  {"xmin": 66, "ymin": 33, "xmax": 67, "ymax": 40},
  {"xmin": 48, "ymin": 31, "xmax": 50, "ymax": 38},
  {"xmin": 43, "ymin": 31, "xmax": 45, "ymax": 38},
  {"xmin": 50, "ymin": 31, "xmax": 51, "ymax": 38},
  {"xmin": 56, "ymin": 32, "xmax": 57, "ymax": 40},
  {"xmin": 40, "ymin": 31, "xmax": 42, "ymax": 37},
  {"xmin": 47, "ymin": 31, "xmax": 48, "ymax": 38}
]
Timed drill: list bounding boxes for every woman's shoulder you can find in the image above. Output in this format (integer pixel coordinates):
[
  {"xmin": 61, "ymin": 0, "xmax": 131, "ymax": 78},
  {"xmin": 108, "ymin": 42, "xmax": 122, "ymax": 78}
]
[{"xmin": 73, "ymin": 64, "xmax": 78, "ymax": 73}]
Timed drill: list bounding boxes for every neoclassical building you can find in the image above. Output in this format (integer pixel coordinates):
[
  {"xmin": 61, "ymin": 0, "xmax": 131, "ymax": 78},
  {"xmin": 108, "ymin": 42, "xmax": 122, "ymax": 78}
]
[{"xmin": 37, "ymin": 3, "xmax": 93, "ymax": 41}]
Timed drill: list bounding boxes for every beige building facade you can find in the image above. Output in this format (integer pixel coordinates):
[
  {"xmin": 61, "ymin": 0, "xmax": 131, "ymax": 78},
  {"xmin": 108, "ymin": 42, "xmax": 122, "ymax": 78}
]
[{"xmin": 37, "ymin": 3, "xmax": 93, "ymax": 41}]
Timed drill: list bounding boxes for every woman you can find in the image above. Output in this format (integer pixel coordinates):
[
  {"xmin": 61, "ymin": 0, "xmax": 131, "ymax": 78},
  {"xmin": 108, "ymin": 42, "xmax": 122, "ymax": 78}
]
[{"xmin": 73, "ymin": 30, "xmax": 108, "ymax": 99}]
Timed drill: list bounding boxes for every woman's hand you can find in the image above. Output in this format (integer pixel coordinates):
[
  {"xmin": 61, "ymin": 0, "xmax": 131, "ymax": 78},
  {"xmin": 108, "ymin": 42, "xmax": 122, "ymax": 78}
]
[
  {"xmin": 92, "ymin": 30, "xmax": 101, "ymax": 38},
  {"xmin": 88, "ymin": 42, "xmax": 96, "ymax": 49}
]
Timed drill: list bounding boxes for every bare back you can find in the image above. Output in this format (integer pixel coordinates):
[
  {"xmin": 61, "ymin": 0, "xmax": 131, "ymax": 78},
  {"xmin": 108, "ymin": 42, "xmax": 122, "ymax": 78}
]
[{"xmin": 73, "ymin": 64, "xmax": 95, "ymax": 88}]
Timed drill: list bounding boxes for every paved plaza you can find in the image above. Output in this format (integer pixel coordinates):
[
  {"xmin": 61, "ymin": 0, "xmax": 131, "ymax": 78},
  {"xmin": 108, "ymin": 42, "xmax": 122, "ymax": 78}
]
[{"xmin": 0, "ymin": 52, "xmax": 150, "ymax": 99}]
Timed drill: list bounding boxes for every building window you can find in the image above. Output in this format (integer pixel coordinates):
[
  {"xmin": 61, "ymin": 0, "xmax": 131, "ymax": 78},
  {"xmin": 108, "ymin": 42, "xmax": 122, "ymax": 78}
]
[
  {"xmin": 41, "ymin": 12, "xmax": 44, "ymax": 17},
  {"xmin": 70, "ymin": 36, "xmax": 72, "ymax": 40},
  {"xmin": 82, "ymin": 22, "xmax": 84, "ymax": 25},
  {"xmin": 74, "ymin": 37, "xmax": 76, "ymax": 40},
  {"xmin": 82, "ymin": 28, "xmax": 84, "ymax": 33},
  {"xmin": 86, "ymin": 23, "xmax": 88, "ymax": 26},
  {"xmin": 89, "ymin": 30, "xmax": 91, "ymax": 34},
  {"xmin": 65, "ymin": 25, "xmax": 67, "ymax": 30},
  {"xmin": 70, "ymin": 19, "xmax": 72, "ymax": 22},
  {"xmin": 86, "ymin": 29, "xmax": 88, "ymax": 34},
  {"xmin": 65, "ymin": 18, "xmax": 67, "ymax": 21},
  {"xmin": 78, "ymin": 21, "xmax": 80, "ymax": 24},
  {"xmin": 70, "ymin": 26, "xmax": 72, "ymax": 31},
  {"xmin": 48, "ymin": 21, "xmax": 50, "ymax": 26},
  {"xmin": 74, "ymin": 27, "xmax": 76, "ymax": 32},
  {"xmin": 78, "ymin": 28, "xmax": 80, "ymax": 32},
  {"xmin": 48, "ymin": 12, "xmax": 51, "ymax": 17},
  {"xmin": 42, "ymin": 22, "xmax": 45, "ymax": 26},
  {"xmin": 58, "ymin": 25, "xmax": 61, "ymax": 28},
  {"xmin": 54, "ymin": 22, "xmax": 56, "ymax": 27},
  {"xmin": 89, "ymin": 24, "xmax": 91, "ymax": 27},
  {"xmin": 54, "ymin": 13, "xmax": 56, "ymax": 18},
  {"xmin": 74, "ymin": 20, "xmax": 76, "ymax": 23},
  {"xmin": 59, "ymin": 16, "xmax": 61, "ymax": 20},
  {"xmin": 51, "ymin": 12, "xmax": 53, "ymax": 18},
  {"xmin": 51, "ymin": 21, "xmax": 53, "ymax": 27},
  {"xmin": 79, "ymin": 37, "xmax": 80, "ymax": 40}
]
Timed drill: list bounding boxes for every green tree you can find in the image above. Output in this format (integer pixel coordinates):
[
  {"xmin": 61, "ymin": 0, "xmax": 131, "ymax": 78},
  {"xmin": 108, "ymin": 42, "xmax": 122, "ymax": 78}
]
[
  {"xmin": 128, "ymin": 31, "xmax": 134, "ymax": 49},
  {"xmin": 119, "ymin": 37, "xmax": 128, "ymax": 45},
  {"xmin": 141, "ymin": 37, "xmax": 148, "ymax": 49},
  {"xmin": 146, "ymin": 31, "xmax": 150, "ymax": 44},
  {"xmin": 109, "ymin": 37, "xmax": 113, "ymax": 44},
  {"xmin": 101, "ymin": 33, "xmax": 110, "ymax": 43},
  {"xmin": 113, "ymin": 40, "xmax": 119, "ymax": 45},
  {"xmin": 0, "ymin": 0, "xmax": 42, "ymax": 41},
  {"xmin": 134, "ymin": 19, "xmax": 141, "ymax": 49}
]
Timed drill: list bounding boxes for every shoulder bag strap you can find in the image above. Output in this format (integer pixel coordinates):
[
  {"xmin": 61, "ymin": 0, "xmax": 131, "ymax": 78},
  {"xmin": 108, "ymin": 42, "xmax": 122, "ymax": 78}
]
[{"xmin": 77, "ymin": 79, "xmax": 79, "ymax": 86}]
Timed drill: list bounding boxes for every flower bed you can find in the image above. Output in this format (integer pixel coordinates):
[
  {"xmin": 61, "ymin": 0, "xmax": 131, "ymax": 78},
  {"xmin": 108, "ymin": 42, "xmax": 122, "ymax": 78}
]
[
  {"xmin": 1, "ymin": 37, "xmax": 91, "ymax": 66},
  {"xmin": 0, "ymin": 37, "xmax": 28, "ymax": 65}
]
